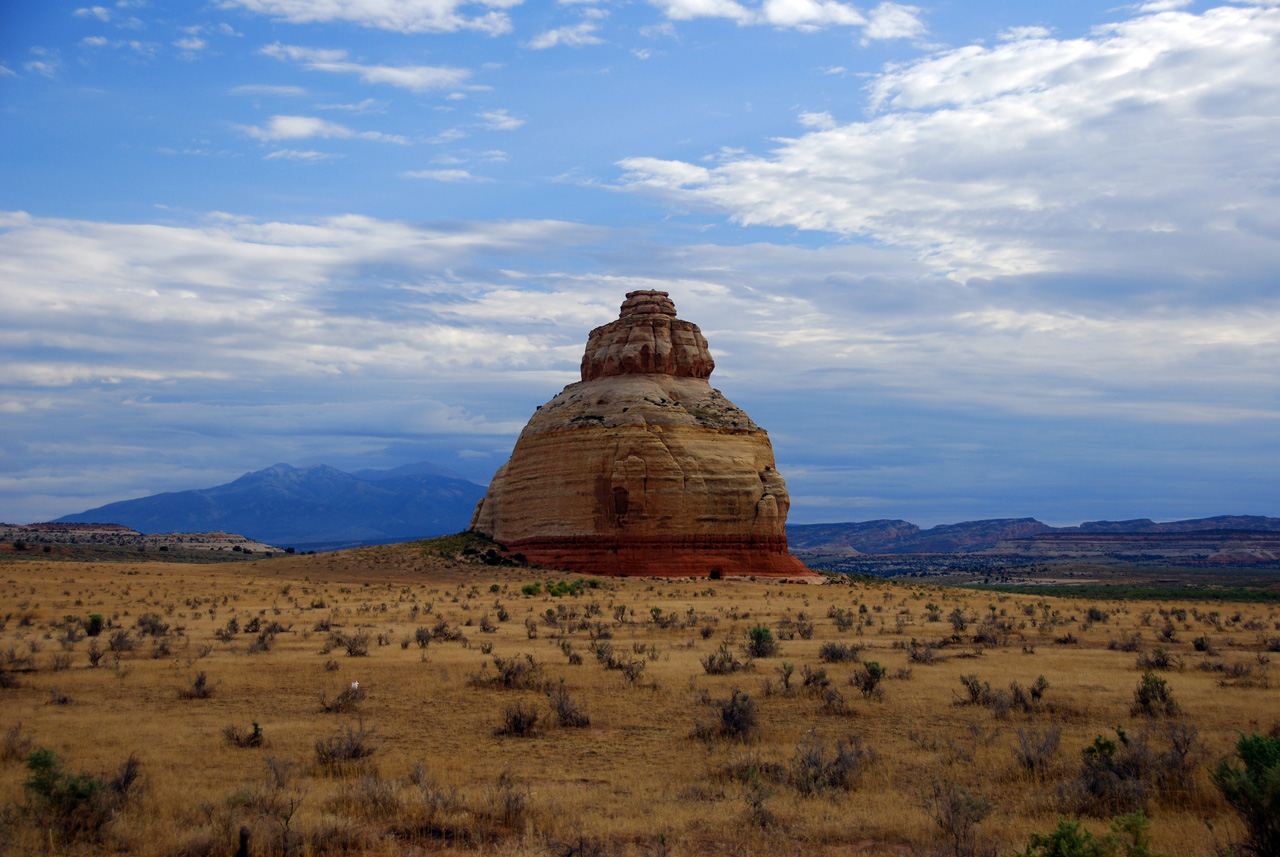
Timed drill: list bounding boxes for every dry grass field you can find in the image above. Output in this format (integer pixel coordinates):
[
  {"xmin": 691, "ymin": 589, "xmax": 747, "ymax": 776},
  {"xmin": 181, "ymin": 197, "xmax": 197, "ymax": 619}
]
[{"xmin": 1, "ymin": 539, "xmax": 1278, "ymax": 857}]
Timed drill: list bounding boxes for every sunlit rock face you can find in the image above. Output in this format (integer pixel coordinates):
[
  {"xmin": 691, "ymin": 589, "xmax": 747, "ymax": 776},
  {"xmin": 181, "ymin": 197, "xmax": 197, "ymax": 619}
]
[{"xmin": 470, "ymin": 290, "xmax": 815, "ymax": 579}]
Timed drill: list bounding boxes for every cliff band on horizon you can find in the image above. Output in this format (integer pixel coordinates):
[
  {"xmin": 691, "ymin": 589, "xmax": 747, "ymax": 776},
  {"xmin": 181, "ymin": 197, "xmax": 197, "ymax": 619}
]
[{"xmin": 471, "ymin": 290, "xmax": 815, "ymax": 579}]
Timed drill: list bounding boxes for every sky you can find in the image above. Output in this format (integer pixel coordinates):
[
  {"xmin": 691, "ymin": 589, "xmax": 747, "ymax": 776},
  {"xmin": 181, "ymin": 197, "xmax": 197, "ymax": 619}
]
[{"xmin": 1, "ymin": 0, "xmax": 1278, "ymax": 529}]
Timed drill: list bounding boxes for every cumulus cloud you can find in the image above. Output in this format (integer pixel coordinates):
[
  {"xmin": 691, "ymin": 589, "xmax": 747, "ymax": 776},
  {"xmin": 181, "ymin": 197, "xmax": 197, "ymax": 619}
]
[
  {"xmin": 646, "ymin": 0, "xmax": 925, "ymax": 37},
  {"xmin": 230, "ymin": 83, "xmax": 308, "ymax": 95},
  {"xmin": 240, "ymin": 114, "xmax": 408, "ymax": 143},
  {"xmin": 261, "ymin": 42, "xmax": 471, "ymax": 91},
  {"xmin": 220, "ymin": 0, "xmax": 523, "ymax": 35},
  {"xmin": 528, "ymin": 20, "xmax": 604, "ymax": 48},
  {"xmin": 477, "ymin": 108, "xmax": 524, "ymax": 130},
  {"xmin": 74, "ymin": 6, "xmax": 112, "ymax": 21},
  {"xmin": 264, "ymin": 148, "xmax": 338, "ymax": 160},
  {"xmin": 617, "ymin": 4, "xmax": 1280, "ymax": 281},
  {"xmin": 402, "ymin": 168, "xmax": 489, "ymax": 180}
]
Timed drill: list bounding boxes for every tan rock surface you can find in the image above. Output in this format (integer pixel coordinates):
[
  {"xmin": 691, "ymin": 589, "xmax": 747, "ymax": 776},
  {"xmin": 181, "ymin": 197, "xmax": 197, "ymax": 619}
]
[{"xmin": 471, "ymin": 290, "xmax": 814, "ymax": 579}]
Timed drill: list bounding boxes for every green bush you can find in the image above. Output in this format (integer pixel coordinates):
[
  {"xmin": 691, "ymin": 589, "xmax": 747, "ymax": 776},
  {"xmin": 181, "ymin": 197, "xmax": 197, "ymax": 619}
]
[
  {"xmin": 745, "ymin": 625, "xmax": 778, "ymax": 658},
  {"xmin": 1015, "ymin": 812, "xmax": 1158, "ymax": 857},
  {"xmin": 1211, "ymin": 732, "xmax": 1280, "ymax": 857},
  {"xmin": 23, "ymin": 748, "xmax": 140, "ymax": 842}
]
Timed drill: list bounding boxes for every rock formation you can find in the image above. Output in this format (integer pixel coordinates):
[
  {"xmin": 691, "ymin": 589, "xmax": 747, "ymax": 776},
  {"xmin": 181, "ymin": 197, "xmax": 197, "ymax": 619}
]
[{"xmin": 471, "ymin": 290, "xmax": 815, "ymax": 579}]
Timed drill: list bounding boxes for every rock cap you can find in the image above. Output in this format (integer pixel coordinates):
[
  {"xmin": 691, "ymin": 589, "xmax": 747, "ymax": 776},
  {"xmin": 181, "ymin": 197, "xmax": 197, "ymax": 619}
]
[{"xmin": 580, "ymin": 290, "xmax": 714, "ymax": 382}]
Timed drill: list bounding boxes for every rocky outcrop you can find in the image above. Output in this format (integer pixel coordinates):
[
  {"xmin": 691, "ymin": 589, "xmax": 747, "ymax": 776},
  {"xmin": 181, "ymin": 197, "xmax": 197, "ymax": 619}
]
[{"xmin": 471, "ymin": 290, "xmax": 814, "ymax": 579}]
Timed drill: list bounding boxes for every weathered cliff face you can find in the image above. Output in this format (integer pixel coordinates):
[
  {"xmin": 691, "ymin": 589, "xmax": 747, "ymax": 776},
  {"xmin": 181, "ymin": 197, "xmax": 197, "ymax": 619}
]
[{"xmin": 471, "ymin": 290, "xmax": 814, "ymax": 579}]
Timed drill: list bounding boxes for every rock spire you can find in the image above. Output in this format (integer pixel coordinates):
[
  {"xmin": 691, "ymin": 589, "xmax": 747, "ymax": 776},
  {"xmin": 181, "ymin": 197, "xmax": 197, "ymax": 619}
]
[{"xmin": 470, "ymin": 290, "xmax": 814, "ymax": 579}]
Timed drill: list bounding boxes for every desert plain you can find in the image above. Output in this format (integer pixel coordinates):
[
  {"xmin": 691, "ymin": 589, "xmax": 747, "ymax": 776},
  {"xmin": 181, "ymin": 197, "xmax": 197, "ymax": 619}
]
[{"xmin": 1, "ymin": 538, "xmax": 1277, "ymax": 857}]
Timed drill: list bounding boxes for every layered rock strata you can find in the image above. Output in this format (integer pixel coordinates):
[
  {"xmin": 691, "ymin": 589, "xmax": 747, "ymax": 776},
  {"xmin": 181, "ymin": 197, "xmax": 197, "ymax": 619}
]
[{"xmin": 471, "ymin": 290, "xmax": 814, "ymax": 579}]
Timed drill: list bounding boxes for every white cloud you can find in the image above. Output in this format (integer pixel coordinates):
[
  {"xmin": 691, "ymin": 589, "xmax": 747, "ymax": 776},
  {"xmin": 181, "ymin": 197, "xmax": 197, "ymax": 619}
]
[
  {"xmin": 477, "ymin": 108, "xmax": 524, "ymax": 130},
  {"xmin": 617, "ymin": 4, "xmax": 1280, "ymax": 281},
  {"xmin": 240, "ymin": 115, "xmax": 408, "ymax": 143},
  {"xmin": 23, "ymin": 61, "xmax": 59, "ymax": 78},
  {"xmin": 230, "ymin": 84, "xmax": 308, "ymax": 95},
  {"xmin": 174, "ymin": 36, "xmax": 207, "ymax": 52},
  {"xmin": 264, "ymin": 148, "xmax": 338, "ymax": 160},
  {"xmin": 430, "ymin": 126, "xmax": 468, "ymax": 143},
  {"xmin": 261, "ymin": 42, "xmax": 471, "ymax": 91},
  {"xmin": 632, "ymin": 47, "xmax": 653, "ymax": 59},
  {"xmin": 797, "ymin": 110, "xmax": 835, "ymax": 129},
  {"xmin": 863, "ymin": 2, "xmax": 924, "ymax": 41},
  {"xmin": 74, "ymin": 6, "xmax": 112, "ymax": 21},
  {"xmin": 402, "ymin": 168, "xmax": 490, "ymax": 181},
  {"xmin": 220, "ymin": 0, "xmax": 523, "ymax": 35},
  {"xmin": 998, "ymin": 25, "xmax": 1052, "ymax": 41},
  {"xmin": 647, "ymin": 0, "xmax": 924, "ymax": 36},
  {"xmin": 0, "ymin": 65, "xmax": 15, "ymax": 77},
  {"xmin": 81, "ymin": 36, "xmax": 109, "ymax": 47},
  {"xmin": 528, "ymin": 20, "xmax": 605, "ymax": 48}
]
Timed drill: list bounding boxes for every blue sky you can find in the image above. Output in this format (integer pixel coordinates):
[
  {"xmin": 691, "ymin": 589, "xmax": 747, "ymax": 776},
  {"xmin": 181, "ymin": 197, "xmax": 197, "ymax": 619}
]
[{"xmin": 2, "ymin": 0, "xmax": 1278, "ymax": 528}]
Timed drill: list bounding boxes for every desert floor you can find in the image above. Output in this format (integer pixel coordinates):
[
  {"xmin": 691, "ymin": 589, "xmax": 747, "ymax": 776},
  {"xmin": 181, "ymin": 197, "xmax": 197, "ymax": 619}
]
[{"xmin": 1, "ymin": 540, "xmax": 1277, "ymax": 856}]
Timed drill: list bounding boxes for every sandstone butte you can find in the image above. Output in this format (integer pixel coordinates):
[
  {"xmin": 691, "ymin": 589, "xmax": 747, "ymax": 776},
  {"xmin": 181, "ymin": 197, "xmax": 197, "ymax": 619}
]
[{"xmin": 471, "ymin": 290, "xmax": 817, "ymax": 580}]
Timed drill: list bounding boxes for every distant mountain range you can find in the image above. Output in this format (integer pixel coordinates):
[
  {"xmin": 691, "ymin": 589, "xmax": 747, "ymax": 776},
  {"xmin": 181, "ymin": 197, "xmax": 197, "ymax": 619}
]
[
  {"xmin": 47, "ymin": 463, "xmax": 1278, "ymax": 559},
  {"xmin": 53, "ymin": 462, "xmax": 487, "ymax": 552},
  {"xmin": 785, "ymin": 515, "xmax": 1280, "ymax": 555}
]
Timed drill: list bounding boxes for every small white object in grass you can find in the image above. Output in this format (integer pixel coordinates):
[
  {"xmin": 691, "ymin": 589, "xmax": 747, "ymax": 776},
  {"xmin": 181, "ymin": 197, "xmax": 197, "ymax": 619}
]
[{"xmin": 351, "ymin": 681, "xmax": 359, "ymax": 690}]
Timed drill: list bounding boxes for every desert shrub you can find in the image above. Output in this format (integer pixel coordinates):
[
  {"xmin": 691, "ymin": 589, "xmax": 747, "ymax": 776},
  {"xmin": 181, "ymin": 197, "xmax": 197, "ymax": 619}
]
[
  {"xmin": 1131, "ymin": 671, "xmax": 1178, "ymax": 717},
  {"xmin": 22, "ymin": 748, "xmax": 141, "ymax": 842},
  {"xmin": 314, "ymin": 721, "xmax": 376, "ymax": 774},
  {"xmin": 1110, "ymin": 632, "xmax": 1143, "ymax": 653},
  {"xmin": 2, "ymin": 724, "xmax": 33, "ymax": 763},
  {"xmin": 412, "ymin": 626, "xmax": 432, "ymax": 649},
  {"xmin": 485, "ymin": 772, "xmax": 530, "ymax": 828},
  {"xmin": 852, "ymin": 661, "xmax": 886, "ymax": 699},
  {"xmin": 107, "ymin": 630, "xmax": 135, "ymax": 654},
  {"xmin": 1210, "ymin": 732, "xmax": 1280, "ymax": 857},
  {"xmin": 1135, "ymin": 647, "xmax": 1182, "ymax": 671},
  {"xmin": 818, "ymin": 641, "xmax": 859, "ymax": 663},
  {"xmin": 84, "ymin": 615, "xmax": 104, "ymax": 637},
  {"xmin": 745, "ymin": 625, "xmax": 779, "ymax": 658},
  {"xmin": 135, "ymin": 612, "xmax": 169, "ymax": 637},
  {"xmin": 801, "ymin": 664, "xmax": 831, "ymax": 693},
  {"xmin": 47, "ymin": 687, "xmax": 71, "ymax": 706},
  {"xmin": 909, "ymin": 640, "xmax": 939, "ymax": 664},
  {"xmin": 924, "ymin": 779, "xmax": 992, "ymax": 857},
  {"xmin": 548, "ymin": 685, "xmax": 590, "ymax": 728},
  {"xmin": 1062, "ymin": 725, "xmax": 1201, "ymax": 817},
  {"xmin": 329, "ymin": 773, "xmax": 402, "ymax": 821},
  {"xmin": 496, "ymin": 702, "xmax": 541, "ymax": 737},
  {"xmin": 701, "ymin": 642, "xmax": 748, "ymax": 675},
  {"xmin": 320, "ymin": 683, "xmax": 367, "ymax": 714},
  {"xmin": 340, "ymin": 631, "xmax": 370, "ymax": 657},
  {"xmin": 696, "ymin": 689, "xmax": 758, "ymax": 741},
  {"xmin": 1013, "ymin": 726, "xmax": 1062, "ymax": 777},
  {"xmin": 178, "ymin": 671, "xmax": 213, "ymax": 700},
  {"xmin": 486, "ymin": 653, "xmax": 544, "ymax": 690},
  {"xmin": 1015, "ymin": 812, "xmax": 1156, "ymax": 857},
  {"xmin": 791, "ymin": 733, "xmax": 871, "ymax": 794},
  {"xmin": 224, "ymin": 722, "xmax": 265, "ymax": 748},
  {"xmin": 1193, "ymin": 635, "xmax": 1214, "ymax": 654}
]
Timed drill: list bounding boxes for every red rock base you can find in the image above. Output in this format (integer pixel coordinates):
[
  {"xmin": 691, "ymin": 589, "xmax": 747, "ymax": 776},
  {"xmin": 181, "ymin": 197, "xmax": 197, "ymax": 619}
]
[{"xmin": 504, "ymin": 535, "xmax": 819, "ymax": 580}]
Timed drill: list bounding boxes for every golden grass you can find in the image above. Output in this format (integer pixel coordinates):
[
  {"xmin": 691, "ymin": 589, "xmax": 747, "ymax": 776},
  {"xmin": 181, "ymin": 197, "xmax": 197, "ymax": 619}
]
[{"xmin": 1, "ymin": 545, "xmax": 1277, "ymax": 856}]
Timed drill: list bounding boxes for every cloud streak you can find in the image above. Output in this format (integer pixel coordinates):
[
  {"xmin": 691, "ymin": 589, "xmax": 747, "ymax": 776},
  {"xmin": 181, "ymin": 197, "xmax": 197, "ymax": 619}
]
[
  {"xmin": 220, "ymin": 0, "xmax": 523, "ymax": 35},
  {"xmin": 617, "ymin": 4, "xmax": 1280, "ymax": 282},
  {"xmin": 261, "ymin": 42, "xmax": 472, "ymax": 91}
]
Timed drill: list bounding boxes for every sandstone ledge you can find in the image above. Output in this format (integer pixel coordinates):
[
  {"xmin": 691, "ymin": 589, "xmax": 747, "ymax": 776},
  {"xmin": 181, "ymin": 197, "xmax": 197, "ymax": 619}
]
[{"xmin": 504, "ymin": 534, "xmax": 813, "ymax": 579}]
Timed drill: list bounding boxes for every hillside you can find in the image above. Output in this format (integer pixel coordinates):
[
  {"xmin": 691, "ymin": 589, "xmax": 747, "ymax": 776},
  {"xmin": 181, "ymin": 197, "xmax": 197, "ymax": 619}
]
[
  {"xmin": 53, "ymin": 462, "xmax": 487, "ymax": 551},
  {"xmin": 787, "ymin": 515, "xmax": 1280, "ymax": 555}
]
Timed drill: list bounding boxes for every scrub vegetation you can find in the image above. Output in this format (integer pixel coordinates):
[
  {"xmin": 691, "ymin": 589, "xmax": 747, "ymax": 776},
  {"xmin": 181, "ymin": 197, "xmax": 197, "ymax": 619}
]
[{"xmin": 0, "ymin": 540, "xmax": 1277, "ymax": 856}]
